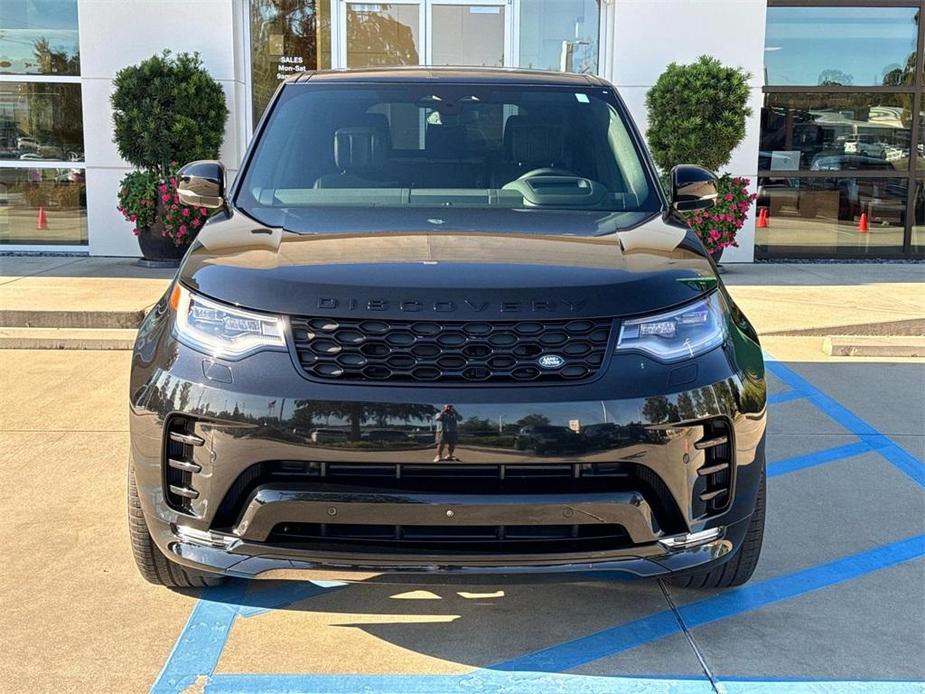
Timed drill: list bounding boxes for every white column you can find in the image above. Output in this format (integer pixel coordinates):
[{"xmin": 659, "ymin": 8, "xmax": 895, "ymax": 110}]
[
  {"xmin": 604, "ymin": 0, "xmax": 767, "ymax": 262},
  {"xmin": 78, "ymin": 0, "xmax": 249, "ymax": 256}
]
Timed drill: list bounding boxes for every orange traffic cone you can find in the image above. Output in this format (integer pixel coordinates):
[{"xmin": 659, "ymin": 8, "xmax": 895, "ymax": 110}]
[
  {"xmin": 756, "ymin": 207, "xmax": 768, "ymax": 228},
  {"xmin": 858, "ymin": 212, "xmax": 869, "ymax": 233},
  {"xmin": 35, "ymin": 206, "xmax": 47, "ymax": 231}
]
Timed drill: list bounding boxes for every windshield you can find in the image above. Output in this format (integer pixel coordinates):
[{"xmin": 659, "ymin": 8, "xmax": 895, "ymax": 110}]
[{"xmin": 235, "ymin": 82, "xmax": 661, "ymax": 231}]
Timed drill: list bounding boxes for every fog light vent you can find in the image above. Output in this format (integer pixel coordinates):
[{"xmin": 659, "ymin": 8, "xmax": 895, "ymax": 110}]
[{"xmin": 164, "ymin": 416, "xmax": 201, "ymax": 515}]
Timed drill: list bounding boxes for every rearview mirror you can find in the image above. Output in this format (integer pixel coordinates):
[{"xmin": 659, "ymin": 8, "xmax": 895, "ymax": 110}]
[
  {"xmin": 177, "ymin": 160, "xmax": 225, "ymax": 210},
  {"xmin": 670, "ymin": 165, "xmax": 718, "ymax": 212}
]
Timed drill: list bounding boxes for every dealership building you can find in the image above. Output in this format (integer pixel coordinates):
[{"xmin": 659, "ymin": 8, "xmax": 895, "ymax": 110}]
[{"xmin": 1, "ymin": 0, "xmax": 924, "ymax": 261}]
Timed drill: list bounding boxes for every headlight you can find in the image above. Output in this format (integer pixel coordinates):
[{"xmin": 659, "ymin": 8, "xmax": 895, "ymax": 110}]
[
  {"xmin": 171, "ymin": 284, "xmax": 285, "ymax": 359},
  {"xmin": 616, "ymin": 293, "xmax": 726, "ymax": 362}
]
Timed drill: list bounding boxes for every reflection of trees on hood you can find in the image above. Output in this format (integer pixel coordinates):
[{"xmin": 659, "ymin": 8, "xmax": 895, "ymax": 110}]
[{"xmin": 293, "ymin": 400, "xmax": 437, "ymax": 440}]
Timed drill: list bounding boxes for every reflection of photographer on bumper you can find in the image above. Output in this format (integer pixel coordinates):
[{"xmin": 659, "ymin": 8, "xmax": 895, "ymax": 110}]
[{"xmin": 434, "ymin": 404, "xmax": 462, "ymax": 462}]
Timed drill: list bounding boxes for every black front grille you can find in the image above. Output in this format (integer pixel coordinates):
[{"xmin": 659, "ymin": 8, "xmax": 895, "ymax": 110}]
[
  {"xmin": 290, "ymin": 315, "xmax": 613, "ymax": 384},
  {"xmin": 268, "ymin": 522, "xmax": 632, "ymax": 554}
]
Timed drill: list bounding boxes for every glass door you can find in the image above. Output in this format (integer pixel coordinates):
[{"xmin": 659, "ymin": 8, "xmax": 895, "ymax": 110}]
[
  {"xmin": 333, "ymin": 1, "xmax": 511, "ymax": 69},
  {"xmin": 427, "ymin": 0, "xmax": 510, "ymax": 67},
  {"xmin": 336, "ymin": 1, "xmax": 425, "ymax": 68}
]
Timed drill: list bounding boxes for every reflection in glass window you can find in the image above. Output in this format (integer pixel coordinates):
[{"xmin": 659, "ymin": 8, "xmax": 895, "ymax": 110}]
[
  {"xmin": 346, "ymin": 4, "xmax": 420, "ymax": 68},
  {"xmin": 519, "ymin": 0, "xmax": 599, "ymax": 74},
  {"xmin": 432, "ymin": 5, "xmax": 504, "ymax": 67},
  {"xmin": 765, "ymin": 7, "xmax": 918, "ymax": 86},
  {"xmin": 250, "ymin": 0, "xmax": 332, "ymax": 123},
  {"xmin": 756, "ymin": 176, "xmax": 907, "ymax": 257},
  {"xmin": 0, "ymin": 0, "xmax": 80, "ymax": 76},
  {"xmin": 913, "ymin": 181, "xmax": 925, "ymax": 254},
  {"xmin": 760, "ymin": 93, "xmax": 913, "ymax": 173},
  {"xmin": 0, "ymin": 167, "xmax": 87, "ymax": 245},
  {"xmin": 0, "ymin": 82, "xmax": 84, "ymax": 161}
]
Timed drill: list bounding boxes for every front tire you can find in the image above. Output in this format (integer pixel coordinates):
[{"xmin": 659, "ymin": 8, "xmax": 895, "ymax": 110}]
[
  {"xmin": 127, "ymin": 467, "xmax": 225, "ymax": 588},
  {"xmin": 669, "ymin": 462, "xmax": 766, "ymax": 589}
]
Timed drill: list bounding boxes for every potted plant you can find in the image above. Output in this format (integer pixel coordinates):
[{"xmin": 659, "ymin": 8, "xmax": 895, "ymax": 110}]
[
  {"xmin": 111, "ymin": 50, "xmax": 228, "ymax": 265},
  {"xmin": 646, "ymin": 55, "xmax": 756, "ymax": 263}
]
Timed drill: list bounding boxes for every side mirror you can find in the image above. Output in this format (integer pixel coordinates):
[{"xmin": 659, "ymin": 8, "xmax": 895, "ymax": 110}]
[
  {"xmin": 177, "ymin": 160, "xmax": 225, "ymax": 210},
  {"xmin": 670, "ymin": 165, "xmax": 718, "ymax": 212}
]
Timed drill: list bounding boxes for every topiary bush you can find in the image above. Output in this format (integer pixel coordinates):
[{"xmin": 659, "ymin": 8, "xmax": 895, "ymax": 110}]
[
  {"xmin": 112, "ymin": 50, "xmax": 228, "ymax": 177},
  {"xmin": 111, "ymin": 51, "xmax": 227, "ymax": 248},
  {"xmin": 646, "ymin": 55, "xmax": 751, "ymax": 173},
  {"xmin": 646, "ymin": 56, "xmax": 755, "ymax": 254}
]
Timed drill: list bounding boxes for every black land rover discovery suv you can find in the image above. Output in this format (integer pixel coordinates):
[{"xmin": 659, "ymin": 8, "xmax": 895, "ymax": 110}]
[{"xmin": 128, "ymin": 68, "xmax": 766, "ymax": 589}]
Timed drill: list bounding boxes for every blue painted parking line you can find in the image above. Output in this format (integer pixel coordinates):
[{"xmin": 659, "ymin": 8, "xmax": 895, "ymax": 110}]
[
  {"xmin": 764, "ymin": 359, "xmax": 925, "ymax": 487},
  {"xmin": 204, "ymin": 672, "xmax": 716, "ymax": 693},
  {"xmin": 197, "ymin": 674, "xmax": 925, "ymax": 694},
  {"xmin": 718, "ymin": 680, "xmax": 925, "ymax": 694},
  {"xmin": 152, "ymin": 581, "xmax": 343, "ymax": 693},
  {"xmin": 490, "ymin": 534, "xmax": 924, "ymax": 673},
  {"xmin": 152, "ymin": 581, "xmax": 248, "ymax": 694},
  {"xmin": 768, "ymin": 440, "xmax": 874, "ymax": 478},
  {"xmin": 767, "ymin": 390, "xmax": 805, "ymax": 405},
  {"xmin": 235, "ymin": 580, "xmax": 346, "ymax": 619}
]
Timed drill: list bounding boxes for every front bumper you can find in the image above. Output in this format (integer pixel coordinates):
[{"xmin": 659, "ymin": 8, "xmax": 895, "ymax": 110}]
[{"xmin": 129, "ymin": 296, "xmax": 766, "ymax": 580}]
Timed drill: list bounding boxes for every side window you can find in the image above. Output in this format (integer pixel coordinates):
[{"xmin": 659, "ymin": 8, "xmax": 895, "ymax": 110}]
[{"xmin": 607, "ymin": 106, "xmax": 648, "ymax": 203}]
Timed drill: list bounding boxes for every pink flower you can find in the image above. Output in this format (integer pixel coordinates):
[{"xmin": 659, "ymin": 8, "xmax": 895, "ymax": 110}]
[
  {"xmin": 179, "ymin": 224, "xmax": 188, "ymax": 234},
  {"xmin": 132, "ymin": 228, "xmax": 140, "ymax": 236},
  {"xmin": 161, "ymin": 193, "xmax": 170, "ymax": 202},
  {"xmin": 171, "ymin": 204, "xmax": 178, "ymax": 210},
  {"xmin": 199, "ymin": 207, "xmax": 208, "ymax": 216},
  {"xmin": 158, "ymin": 184, "xmax": 168, "ymax": 194},
  {"xmin": 129, "ymin": 214, "xmax": 137, "ymax": 222},
  {"xmin": 181, "ymin": 208, "xmax": 190, "ymax": 217},
  {"xmin": 709, "ymin": 229, "xmax": 720, "ymax": 241},
  {"xmin": 191, "ymin": 218, "xmax": 201, "ymax": 227},
  {"xmin": 724, "ymin": 193, "xmax": 733, "ymax": 202},
  {"xmin": 169, "ymin": 177, "xmax": 177, "ymax": 187}
]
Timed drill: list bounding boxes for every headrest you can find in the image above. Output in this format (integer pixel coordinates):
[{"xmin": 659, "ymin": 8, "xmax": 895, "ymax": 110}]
[
  {"xmin": 425, "ymin": 125, "xmax": 467, "ymax": 159},
  {"xmin": 507, "ymin": 121, "xmax": 564, "ymax": 165},
  {"xmin": 334, "ymin": 126, "xmax": 388, "ymax": 172}
]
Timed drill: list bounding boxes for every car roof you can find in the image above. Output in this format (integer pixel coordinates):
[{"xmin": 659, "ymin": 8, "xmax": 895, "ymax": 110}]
[{"xmin": 290, "ymin": 66, "xmax": 609, "ymax": 87}]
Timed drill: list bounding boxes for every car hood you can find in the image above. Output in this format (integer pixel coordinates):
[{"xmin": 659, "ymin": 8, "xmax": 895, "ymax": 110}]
[{"xmin": 179, "ymin": 214, "xmax": 718, "ymax": 319}]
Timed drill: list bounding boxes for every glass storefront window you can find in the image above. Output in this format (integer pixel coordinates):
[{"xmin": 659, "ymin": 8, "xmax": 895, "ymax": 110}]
[
  {"xmin": 760, "ymin": 93, "xmax": 913, "ymax": 173},
  {"xmin": 518, "ymin": 0, "xmax": 598, "ymax": 73},
  {"xmin": 250, "ymin": 0, "xmax": 332, "ymax": 123},
  {"xmin": 431, "ymin": 5, "xmax": 505, "ymax": 67},
  {"xmin": 0, "ymin": 167, "xmax": 87, "ymax": 245},
  {"xmin": 756, "ymin": 176, "xmax": 907, "ymax": 257},
  {"xmin": 0, "ymin": 0, "xmax": 80, "ymax": 76},
  {"xmin": 346, "ymin": 3, "xmax": 421, "ymax": 68},
  {"xmin": 765, "ymin": 7, "xmax": 918, "ymax": 87},
  {"xmin": 0, "ymin": 82, "xmax": 84, "ymax": 161}
]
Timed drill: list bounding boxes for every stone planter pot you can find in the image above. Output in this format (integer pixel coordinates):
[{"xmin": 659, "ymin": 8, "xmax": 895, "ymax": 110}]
[{"xmin": 135, "ymin": 206, "xmax": 186, "ymax": 267}]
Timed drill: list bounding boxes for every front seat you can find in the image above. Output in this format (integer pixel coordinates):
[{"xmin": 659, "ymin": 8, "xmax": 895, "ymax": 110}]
[
  {"xmin": 492, "ymin": 117, "xmax": 567, "ymax": 187},
  {"xmin": 314, "ymin": 126, "xmax": 396, "ymax": 189}
]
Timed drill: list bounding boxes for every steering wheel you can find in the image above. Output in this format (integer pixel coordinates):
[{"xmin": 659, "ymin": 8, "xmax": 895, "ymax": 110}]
[{"xmin": 516, "ymin": 167, "xmax": 578, "ymax": 180}]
